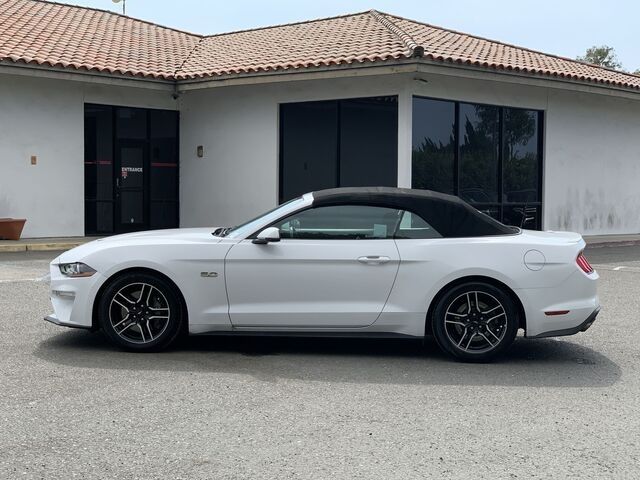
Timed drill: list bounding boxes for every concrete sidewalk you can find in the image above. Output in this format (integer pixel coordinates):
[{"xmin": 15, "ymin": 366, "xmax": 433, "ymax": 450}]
[{"xmin": 1, "ymin": 232, "xmax": 639, "ymax": 253}]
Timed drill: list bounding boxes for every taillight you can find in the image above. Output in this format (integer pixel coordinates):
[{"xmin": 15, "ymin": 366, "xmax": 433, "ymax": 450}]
[{"xmin": 576, "ymin": 251, "xmax": 594, "ymax": 274}]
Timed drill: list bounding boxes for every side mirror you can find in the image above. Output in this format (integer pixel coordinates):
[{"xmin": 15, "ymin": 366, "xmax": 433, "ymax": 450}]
[{"xmin": 252, "ymin": 227, "xmax": 281, "ymax": 244}]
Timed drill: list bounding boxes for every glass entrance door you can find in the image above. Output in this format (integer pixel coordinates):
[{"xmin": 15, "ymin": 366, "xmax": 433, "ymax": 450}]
[
  {"xmin": 84, "ymin": 104, "xmax": 179, "ymax": 235},
  {"xmin": 116, "ymin": 141, "xmax": 147, "ymax": 232}
]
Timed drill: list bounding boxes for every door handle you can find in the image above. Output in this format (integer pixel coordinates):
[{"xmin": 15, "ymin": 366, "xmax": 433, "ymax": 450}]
[{"xmin": 357, "ymin": 255, "xmax": 391, "ymax": 265}]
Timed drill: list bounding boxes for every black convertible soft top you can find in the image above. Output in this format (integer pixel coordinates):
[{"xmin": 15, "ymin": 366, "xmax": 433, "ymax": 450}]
[{"xmin": 311, "ymin": 187, "xmax": 518, "ymax": 238}]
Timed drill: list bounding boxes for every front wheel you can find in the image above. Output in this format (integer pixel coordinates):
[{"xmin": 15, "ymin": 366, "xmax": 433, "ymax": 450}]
[
  {"xmin": 432, "ymin": 282, "xmax": 519, "ymax": 362},
  {"xmin": 98, "ymin": 272, "xmax": 183, "ymax": 352}
]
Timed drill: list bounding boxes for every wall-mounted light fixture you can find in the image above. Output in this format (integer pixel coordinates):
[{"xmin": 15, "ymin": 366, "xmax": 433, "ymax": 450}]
[{"xmin": 197, "ymin": 145, "xmax": 204, "ymax": 158}]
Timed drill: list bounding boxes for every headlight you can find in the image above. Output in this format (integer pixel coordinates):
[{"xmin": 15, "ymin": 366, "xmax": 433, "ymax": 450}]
[{"xmin": 58, "ymin": 262, "xmax": 96, "ymax": 277}]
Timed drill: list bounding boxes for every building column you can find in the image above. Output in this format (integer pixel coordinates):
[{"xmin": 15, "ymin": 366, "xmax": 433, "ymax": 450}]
[{"xmin": 397, "ymin": 85, "xmax": 413, "ymax": 188}]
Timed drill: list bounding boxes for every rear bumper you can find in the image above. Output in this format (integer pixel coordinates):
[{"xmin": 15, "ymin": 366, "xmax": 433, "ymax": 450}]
[
  {"xmin": 528, "ymin": 306, "xmax": 600, "ymax": 339},
  {"xmin": 520, "ymin": 267, "xmax": 599, "ymax": 338}
]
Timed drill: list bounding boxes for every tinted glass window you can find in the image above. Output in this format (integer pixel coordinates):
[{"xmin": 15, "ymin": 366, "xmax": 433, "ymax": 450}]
[
  {"xmin": 339, "ymin": 97, "xmax": 398, "ymax": 187},
  {"xmin": 84, "ymin": 105, "xmax": 179, "ymax": 235},
  {"xmin": 84, "ymin": 105, "xmax": 114, "ymax": 234},
  {"xmin": 150, "ymin": 110, "xmax": 179, "ymax": 202},
  {"xmin": 395, "ymin": 211, "xmax": 442, "ymax": 239},
  {"xmin": 503, "ymin": 108, "xmax": 540, "ymax": 203},
  {"xmin": 275, "ymin": 205, "xmax": 402, "ymax": 240},
  {"xmin": 280, "ymin": 97, "xmax": 398, "ymax": 203},
  {"xmin": 280, "ymin": 101, "xmax": 338, "ymax": 202},
  {"xmin": 412, "ymin": 98, "xmax": 455, "ymax": 194},
  {"xmin": 411, "ymin": 97, "xmax": 543, "ymax": 230},
  {"xmin": 149, "ymin": 202, "xmax": 178, "ymax": 230},
  {"xmin": 116, "ymin": 108, "xmax": 146, "ymax": 140},
  {"xmin": 459, "ymin": 103, "xmax": 500, "ymax": 204},
  {"xmin": 502, "ymin": 204, "xmax": 541, "ymax": 230},
  {"xmin": 84, "ymin": 105, "xmax": 113, "ymax": 202}
]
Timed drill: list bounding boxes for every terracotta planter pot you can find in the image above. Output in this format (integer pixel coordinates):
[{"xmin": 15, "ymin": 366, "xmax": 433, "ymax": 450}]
[{"xmin": 0, "ymin": 218, "xmax": 27, "ymax": 240}]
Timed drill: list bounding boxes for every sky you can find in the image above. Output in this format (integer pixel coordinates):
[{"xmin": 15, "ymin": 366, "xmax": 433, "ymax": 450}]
[{"xmin": 52, "ymin": 0, "xmax": 639, "ymax": 72}]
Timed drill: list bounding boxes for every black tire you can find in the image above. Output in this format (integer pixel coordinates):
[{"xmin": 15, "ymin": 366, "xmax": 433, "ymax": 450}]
[
  {"xmin": 98, "ymin": 272, "xmax": 183, "ymax": 352},
  {"xmin": 431, "ymin": 281, "xmax": 518, "ymax": 362}
]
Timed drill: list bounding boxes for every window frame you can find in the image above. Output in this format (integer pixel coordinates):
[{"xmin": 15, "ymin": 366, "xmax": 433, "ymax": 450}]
[
  {"xmin": 267, "ymin": 204, "xmax": 404, "ymax": 241},
  {"xmin": 411, "ymin": 95, "xmax": 544, "ymax": 230},
  {"xmin": 251, "ymin": 203, "xmax": 443, "ymax": 241}
]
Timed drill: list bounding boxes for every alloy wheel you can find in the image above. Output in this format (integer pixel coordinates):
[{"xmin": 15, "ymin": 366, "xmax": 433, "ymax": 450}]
[
  {"xmin": 443, "ymin": 291, "xmax": 508, "ymax": 354},
  {"xmin": 109, "ymin": 282, "xmax": 171, "ymax": 344}
]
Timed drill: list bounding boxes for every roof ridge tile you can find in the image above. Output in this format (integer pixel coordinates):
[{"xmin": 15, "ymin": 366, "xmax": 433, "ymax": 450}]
[
  {"xmin": 201, "ymin": 10, "xmax": 374, "ymax": 39},
  {"xmin": 369, "ymin": 10, "xmax": 423, "ymax": 58},
  {"xmin": 174, "ymin": 36, "xmax": 205, "ymax": 79}
]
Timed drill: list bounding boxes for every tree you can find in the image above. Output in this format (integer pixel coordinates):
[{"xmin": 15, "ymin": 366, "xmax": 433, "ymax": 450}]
[
  {"xmin": 576, "ymin": 45, "xmax": 622, "ymax": 70},
  {"xmin": 634, "ymin": 69, "xmax": 640, "ymax": 76}
]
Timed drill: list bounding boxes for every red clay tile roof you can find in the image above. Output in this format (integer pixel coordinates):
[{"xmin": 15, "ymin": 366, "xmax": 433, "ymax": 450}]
[
  {"xmin": 388, "ymin": 14, "xmax": 640, "ymax": 92},
  {"xmin": 0, "ymin": 0, "xmax": 201, "ymax": 79},
  {"xmin": 1, "ymin": 0, "xmax": 639, "ymax": 92},
  {"xmin": 176, "ymin": 11, "xmax": 411, "ymax": 79}
]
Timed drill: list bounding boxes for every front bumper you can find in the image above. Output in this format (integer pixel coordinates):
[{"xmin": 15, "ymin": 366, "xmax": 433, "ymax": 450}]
[
  {"xmin": 44, "ymin": 314, "xmax": 92, "ymax": 330},
  {"xmin": 527, "ymin": 306, "xmax": 600, "ymax": 339},
  {"xmin": 46, "ymin": 261, "xmax": 104, "ymax": 329}
]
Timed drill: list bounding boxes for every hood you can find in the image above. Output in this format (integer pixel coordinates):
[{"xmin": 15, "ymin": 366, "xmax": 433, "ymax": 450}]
[
  {"xmin": 96, "ymin": 227, "xmax": 221, "ymax": 243},
  {"xmin": 56, "ymin": 227, "xmax": 223, "ymax": 264}
]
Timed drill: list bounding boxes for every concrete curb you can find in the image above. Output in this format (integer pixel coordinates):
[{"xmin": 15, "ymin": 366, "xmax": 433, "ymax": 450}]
[
  {"xmin": 585, "ymin": 240, "xmax": 640, "ymax": 249},
  {"xmin": 0, "ymin": 242, "xmax": 85, "ymax": 253}
]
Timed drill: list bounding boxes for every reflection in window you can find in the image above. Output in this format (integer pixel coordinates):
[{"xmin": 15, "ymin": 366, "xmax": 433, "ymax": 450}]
[
  {"xmin": 395, "ymin": 211, "xmax": 442, "ymax": 239},
  {"xmin": 502, "ymin": 205, "xmax": 541, "ymax": 230},
  {"xmin": 276, "ymin": 205, "xmax": 402, "ymax": 240},
  {"xmin": 411, "ymin": 97, "xmax": 543, "ymax": 230},
  {"xmin": 503, "ymin": 109, "xmax": 539, "ymax": 203},
  {"xmin": 459, "ymin": 104, "xmax": 499, "ymax": 204},
  {"xmin": 412, "ymin": 99, "xmax": 455, "ymax": 194}
]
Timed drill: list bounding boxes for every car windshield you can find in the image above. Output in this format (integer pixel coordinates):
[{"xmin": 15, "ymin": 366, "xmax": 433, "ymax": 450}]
[{"xmin": 221, "ymin": 197, "xmax": 305, "ymax": 239}]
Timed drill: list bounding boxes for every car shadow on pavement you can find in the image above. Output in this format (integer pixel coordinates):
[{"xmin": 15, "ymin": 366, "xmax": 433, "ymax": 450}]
[{"xmin": 34, "ymin": 330, "xmax": 620, "ymax": 388}]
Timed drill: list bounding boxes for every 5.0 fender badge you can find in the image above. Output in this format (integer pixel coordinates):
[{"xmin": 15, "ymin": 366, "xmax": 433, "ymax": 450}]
[{"xmin": 200, "ymin": 272, "xmax": 218, "ymax": 278}]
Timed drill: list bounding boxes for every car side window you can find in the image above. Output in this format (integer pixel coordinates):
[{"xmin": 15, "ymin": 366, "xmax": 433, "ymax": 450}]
[
  {"xmin": 275, "ymin": 205, "xmax": 402, "ymax": 240},
  {"xmin": 394, "ymin": 211, "xmax": 442, "ymax": 239}
]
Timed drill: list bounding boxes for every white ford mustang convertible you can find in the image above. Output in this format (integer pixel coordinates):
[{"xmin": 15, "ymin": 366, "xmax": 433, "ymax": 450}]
[{"xmin": 46, "ymin": 187, "xmax": 600, "ymax": 361}]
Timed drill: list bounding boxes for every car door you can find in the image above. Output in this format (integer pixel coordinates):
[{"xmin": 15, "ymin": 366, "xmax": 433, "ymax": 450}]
[{"xmin": 224, "ymin": 204, "xmax": 402, "ymax": 328}]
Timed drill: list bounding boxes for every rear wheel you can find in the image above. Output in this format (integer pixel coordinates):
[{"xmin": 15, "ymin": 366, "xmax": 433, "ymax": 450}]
[
  {"xmin": 98, "ymin": 272, "xmax": 183, "ymax": 352},
  {"xmin": 432, "ymin": 282, "xmax": 518, "ymax": 362}
]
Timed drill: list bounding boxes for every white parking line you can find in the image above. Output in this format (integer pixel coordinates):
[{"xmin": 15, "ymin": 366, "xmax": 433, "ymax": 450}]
[
  {"xmin": 592, "ymin": 264, "xmax": 640, "ymax": 273},
  {"xmin": 0, "ymin": 273, "xmax": 50, "ymax": 283}
]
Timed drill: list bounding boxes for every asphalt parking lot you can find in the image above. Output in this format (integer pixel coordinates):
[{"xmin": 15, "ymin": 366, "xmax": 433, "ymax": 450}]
[{"xmin": 0, "ymin": 246, "xmax": 639, "ymax": 479}]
